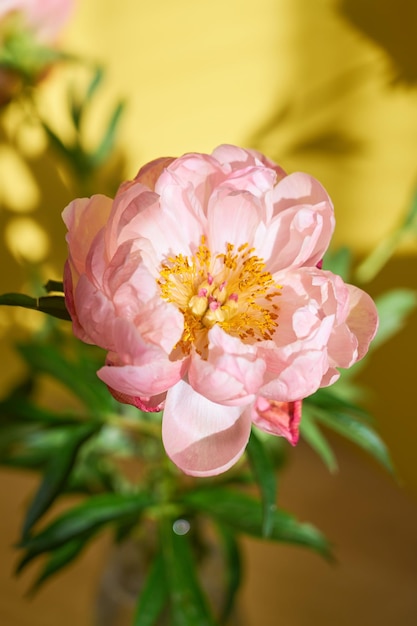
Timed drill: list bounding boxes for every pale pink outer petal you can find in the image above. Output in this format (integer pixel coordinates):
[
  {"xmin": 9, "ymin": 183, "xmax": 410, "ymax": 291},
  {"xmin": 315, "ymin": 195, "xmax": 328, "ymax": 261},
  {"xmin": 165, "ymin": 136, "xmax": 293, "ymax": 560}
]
[
  {"xmin": 344, "ymin": 284, "xmax": 379, "ymax": 361},
  {"xmin": 104, "ymin": 183, "xmax": 159, "ymax": 258},
  {"xmin": 252, "ymin": 398, "xmax": 302, "ymax": 445},
  {"xmin": 188, "ymin": 326, "xmax": 266, "ymax": 406},
  {"xmin": 71, "ymin": 273, "xmax": 116, "ymax": 349},
  {"xmin": 162, "ymin": 379, "xmax": 252, "ymax": 477},
  {"xmin": 321, "ymin": 283, "xmax": 379, "ymax": 386},
  {"xmin": 62, "ymin": 195, "xmax": 113, "ymax": 276},
  {"xmin": 134, "ymin": 156, "xmax": 176, "ymax": 191}
]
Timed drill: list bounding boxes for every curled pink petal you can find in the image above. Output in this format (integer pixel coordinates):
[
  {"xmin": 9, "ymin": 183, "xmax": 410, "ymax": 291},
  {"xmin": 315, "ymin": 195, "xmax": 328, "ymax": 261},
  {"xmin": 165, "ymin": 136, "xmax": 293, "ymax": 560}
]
[{"xmin": 252, "ymin": 398, "xmax": 302, "ymax": 445}]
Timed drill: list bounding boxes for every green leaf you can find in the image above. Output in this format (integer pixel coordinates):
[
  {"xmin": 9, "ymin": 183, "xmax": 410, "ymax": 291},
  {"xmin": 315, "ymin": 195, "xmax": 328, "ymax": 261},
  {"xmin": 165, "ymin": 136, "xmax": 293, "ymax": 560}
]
[
  {"xmin": 16, "ymin": 342, "xmax": 111, "ymax": 412},
  {"xmin": 21, "ymin": 423, "xmax": 100, "ymax": 540},
  {"xmin": 356, "ymin": 190, "xmax": 417, "ymax": 282},
  {"xmin": 29, "ymin": 530, "xmax": 96, "ymax": 593},
  {"xmin": 246, "ymin": 429, "xmax": 277, "ymax": 537},
  {"xmin": 323, "ymin": 247, "xmax": 352, "ymax": 281},
  {"xmin": 0, "ymin": 394, "xmax": 81, "ymax": 427},
  {"xmin": 312, "ymin": 408, "xmax": 394, "ymax": 474},
  {"xmin": 86, "ymin": 66, "xmax": 105, "ymax": 101},
  {"xmin": 133, "ymin": 551, "xmax": 168, "ymax": 626},
  {"xmin": 18, "ymin": 492, "xmax": 154, "ymax": 570},
  {"xmin": 0, "ymin": 292, "xmax": 71, "ymax": 321},
  {"xmin": 307, "ymin": 387, "xmax": 370, "ymax": 421},
  {"xmin": 372, "ymin": 289, "xmax": 417, "ymax": 350},
  {"xmin": 216, "ymin": 523, "xmax": 242, "ymax": 625},
  {"xmin": 91, "ymin": 101, "xmax": 125, "ymax": 168},
  {"xmin": 182, "ymin": 489, "xmax": 331, "ymax": 559},
  {"xmin": 160, "ymin": 518, "xmax": 217, "ymax": 626},
  {"xmin": 43, "ymin": 280, "xmax": 64, "ymax": 293},
  {"xmin": 299, "ymin": 406, "xmax": 338, "ymax": 473}
]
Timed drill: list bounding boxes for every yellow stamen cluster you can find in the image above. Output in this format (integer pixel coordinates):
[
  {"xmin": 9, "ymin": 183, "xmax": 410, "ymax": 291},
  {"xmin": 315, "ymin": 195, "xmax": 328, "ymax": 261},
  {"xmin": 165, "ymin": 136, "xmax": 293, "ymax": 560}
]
[{"xmin": 157, "ymin": 236, "xmax": 281, "ymax": 356}]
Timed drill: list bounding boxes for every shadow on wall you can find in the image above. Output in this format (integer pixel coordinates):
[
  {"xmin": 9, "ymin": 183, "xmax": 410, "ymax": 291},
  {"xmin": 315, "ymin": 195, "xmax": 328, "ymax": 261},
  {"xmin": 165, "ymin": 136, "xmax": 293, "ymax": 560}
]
[
  {"xmin": 249, "ymin": 0, "xmax": 417, "ymax": 163},
  {"xmin": 340, "ymin": 0, "xmax": 417, "ymax": 85},
  {"xmin": 247, "ymin": 0, "xmax": 417, "ymax": 254}
]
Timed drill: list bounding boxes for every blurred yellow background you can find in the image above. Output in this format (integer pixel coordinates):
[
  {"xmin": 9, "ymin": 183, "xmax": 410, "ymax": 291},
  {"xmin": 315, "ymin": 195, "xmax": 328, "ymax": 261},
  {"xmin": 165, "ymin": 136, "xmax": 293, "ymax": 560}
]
[{"xmin": 0, "ymin": 0, "xmax": 416, "ymax": 624}]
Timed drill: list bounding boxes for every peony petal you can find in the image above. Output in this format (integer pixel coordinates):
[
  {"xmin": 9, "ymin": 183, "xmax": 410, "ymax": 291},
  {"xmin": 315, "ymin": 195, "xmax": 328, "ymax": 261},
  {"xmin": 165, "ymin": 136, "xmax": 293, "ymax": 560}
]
[
  {"xmin": 258, "ymin": 203, "xmax": 334, "ymax": 272},
  {"xmin": 63, "ymin": 195, "xmax": 113, "ymax": 276},
  {"xmin": 188, "ymin": 326, "xmax": 265, "ymax": 406},
  {"xmin": 73, "ymin": 274, "xmax": 115, "ymax": 350},
  {"xmin": 272, "ymin": 171, "xmax": 333, "ymax": 212},
  {"xmin": 207, "ymin": 188, "xmax": 262, "ymax": 252},
  {"xmin": 345, "ymin": 284, "xmax": 379, "ymax": 360},
  {"xmin": 212, "ymin": 144, "xmax": 287, "ymax": 180},
  {"xmin": 252, "ymin": 398, "xmax": 302, "ymax": 444},
  {"xmin": 162, "ymin": 380, "xmax": 252, "ymax": 476},
  {"xmin": 134, "ymin": 156, "xmax": 175, "ymax": 190},
  {"xmin": 98, "ymin": 350, "xmax": 184, "ymax": 398}
]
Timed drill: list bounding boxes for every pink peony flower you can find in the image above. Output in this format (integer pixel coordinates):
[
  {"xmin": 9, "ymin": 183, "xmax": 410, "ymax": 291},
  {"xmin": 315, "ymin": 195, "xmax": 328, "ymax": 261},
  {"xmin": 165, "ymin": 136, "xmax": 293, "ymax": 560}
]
[{"xmin": 63, "ymin": 145, "xmax": 378, "ymax": 477}]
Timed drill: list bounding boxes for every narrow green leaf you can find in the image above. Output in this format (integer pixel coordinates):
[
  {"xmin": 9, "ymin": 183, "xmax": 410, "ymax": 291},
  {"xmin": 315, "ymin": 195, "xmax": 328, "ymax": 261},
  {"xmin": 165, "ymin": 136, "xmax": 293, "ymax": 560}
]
[
  {"xmin": 357, "ymin": 189, "xmax": 417, "ymax": 281},
  {"xmin": 86, "ymin": 65, "xmax": 105, "ymax": 102},
  {"xmin": 43, "ymin": 280, "xmax": 64, "ymax": 294},
  {"xmin": 19, "ymin": 492, "xmax": 153, "ymax": 559},
  {"xmin": 42, "ymin": 122, "xmax": 75, "ymax": 163},
  {"xmin": 307, "ymin": 387, "xmax": 371, "ymax": 421},
  {"xmin": 133, "ymin": 550, "xmax": 168, "ymax": 626},
  {"xmin": 0, "ymin": 292, "xmax": 71, "ymax": 321},
  {"xmin": 16, "ymin": 342, "xmax": 111, "ymax": 412},
  {"xmin": 372, "ymin": 289, "xmax": 417, "ymax": 350},
  {"xmin": 182, "ymin": 489, "xmax": 331, "ymax": 559},
  {"xmin": 29, "ymin": 530, "xmax": 96, "ymax": 593},
  {"xmin": 246, "ymin": 429, "xmax": 277, "ymax": 537},
  {"xmin": 21, "ymin": 423, "xmax": 100, "ymax": 539},
  {"xmin": 0, "ymin": 394, "xmax": 81, "ymax": 426},
  {"xmin": 216, "ymin": 523, "xmax": 242, "ymax": 625},
  {"xmin": 313, "ymin": 408, "xmax": 394, "ymax": 474},
  {"xmin": 160, "ymin": 518, "xmax": 217, "ymax": 626},
  {"xmin": 91, "ymin": 101, "xmax": 125, "ymax": 167},
  {"xmin": 299, "ymin": 406, "xmax": 338, "ymax": 473}
]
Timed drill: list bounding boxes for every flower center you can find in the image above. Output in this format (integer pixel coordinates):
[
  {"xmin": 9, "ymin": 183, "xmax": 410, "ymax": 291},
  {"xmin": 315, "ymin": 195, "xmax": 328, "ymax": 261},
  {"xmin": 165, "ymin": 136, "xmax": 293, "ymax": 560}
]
[{"xmin": 158, "ymin": 236, "xmax": 281, "ymax": 355}]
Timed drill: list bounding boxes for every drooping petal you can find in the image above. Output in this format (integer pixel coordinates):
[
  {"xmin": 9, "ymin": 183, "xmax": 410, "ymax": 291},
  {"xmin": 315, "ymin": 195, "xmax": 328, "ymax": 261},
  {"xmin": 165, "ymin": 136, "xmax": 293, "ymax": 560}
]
[
  {"xmin": 252, "ymin": 398, "xmax": 302, "ymax": 444},
  {"xmin": 107, "ymin": 386, "xmax": 167, "ymax": 413},
  {"xmin": 162, "ymin": 379, "xmax": 252, "ymax": 477}
]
